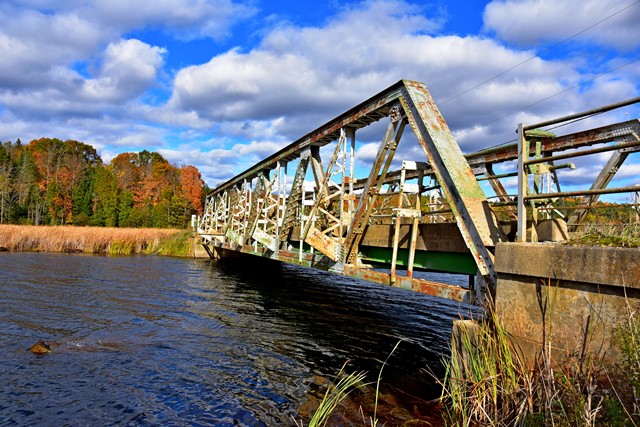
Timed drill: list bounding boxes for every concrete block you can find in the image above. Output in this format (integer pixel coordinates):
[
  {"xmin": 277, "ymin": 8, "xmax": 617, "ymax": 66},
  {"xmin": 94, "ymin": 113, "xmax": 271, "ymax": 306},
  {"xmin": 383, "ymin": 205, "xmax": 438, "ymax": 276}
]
[
  {"xmin": 495, "ymin": 243, "xmax": 640, "ymax": 288},
  {"xmin": 537, "ymin": 218, "xmax": 569, "ymax": 242},
  {"xmin": 495, "ymin": 243, "xmax": 640, "ymax": 365}
]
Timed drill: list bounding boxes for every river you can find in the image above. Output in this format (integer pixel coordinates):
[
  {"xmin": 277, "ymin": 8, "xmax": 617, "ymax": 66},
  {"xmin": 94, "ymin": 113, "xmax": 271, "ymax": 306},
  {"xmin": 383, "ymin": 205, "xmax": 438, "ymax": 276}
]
[{"xmin": 1, "ymin": 252, "xmax": 470, "ymax": 426}]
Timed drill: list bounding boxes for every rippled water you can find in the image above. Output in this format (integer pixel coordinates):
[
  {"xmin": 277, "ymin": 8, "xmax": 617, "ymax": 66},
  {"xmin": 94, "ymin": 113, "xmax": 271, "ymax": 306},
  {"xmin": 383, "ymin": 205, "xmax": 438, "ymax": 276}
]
[{"xmin": 0, "ymin": 252, "xmax": 469, "ymax": 425}]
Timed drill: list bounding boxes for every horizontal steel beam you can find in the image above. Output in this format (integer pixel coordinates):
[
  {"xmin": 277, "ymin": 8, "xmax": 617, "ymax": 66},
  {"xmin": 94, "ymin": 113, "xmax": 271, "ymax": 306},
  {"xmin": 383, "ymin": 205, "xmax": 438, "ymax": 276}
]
[
  {"xmin": 206, "ymin": 238, "xmax": 474, "ymax": 303},
  {"xmin": 209, "ymin": 80, "xmax": 410, "ymax": 196},
  {"xmin": 351, "ymin": 119, "xmax": 640, "ymax": 190},
  {"xmin": 523, "ymin": 96, "xmax": 640, "ymax": 131},
  {"xmin": 525, "ymin": 184, "xmax": 640, "ymax": 200}
]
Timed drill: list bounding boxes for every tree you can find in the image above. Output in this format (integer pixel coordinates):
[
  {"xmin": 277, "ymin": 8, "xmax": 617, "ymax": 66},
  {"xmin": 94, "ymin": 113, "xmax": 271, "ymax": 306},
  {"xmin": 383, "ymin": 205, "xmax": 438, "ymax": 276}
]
[
  {"xmin": 92, "ymin": 167, "xmax": 118, "ymax": 227},
  {"xmin": 180, "ymin": 165, "xmax": 204, "ymax": 215},
  {"xmin": 0, "ymin": 139, "xmax": 206, "ymax": 229}
]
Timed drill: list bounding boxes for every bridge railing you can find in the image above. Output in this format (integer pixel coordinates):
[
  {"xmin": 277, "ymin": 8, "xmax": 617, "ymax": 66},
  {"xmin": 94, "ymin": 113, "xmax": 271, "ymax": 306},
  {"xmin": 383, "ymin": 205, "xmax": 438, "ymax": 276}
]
[{"xmin": 514, "ymin": 98, "xmax": 640, "ymax": 242}]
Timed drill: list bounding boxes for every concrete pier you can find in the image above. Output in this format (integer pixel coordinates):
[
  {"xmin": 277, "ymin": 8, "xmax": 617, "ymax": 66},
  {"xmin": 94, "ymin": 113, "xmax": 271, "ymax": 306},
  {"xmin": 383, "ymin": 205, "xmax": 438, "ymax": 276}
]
[{"xmin": 495, "ymin": 242, "xmax": 640, "ymax": 364}]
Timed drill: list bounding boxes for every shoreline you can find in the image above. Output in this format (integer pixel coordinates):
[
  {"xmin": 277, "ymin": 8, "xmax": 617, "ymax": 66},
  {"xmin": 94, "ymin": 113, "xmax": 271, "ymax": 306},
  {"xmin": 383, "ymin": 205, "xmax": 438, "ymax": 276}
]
[{"xmin": 0, "ymin": 224, "xmax": 194, "ymax": 257}]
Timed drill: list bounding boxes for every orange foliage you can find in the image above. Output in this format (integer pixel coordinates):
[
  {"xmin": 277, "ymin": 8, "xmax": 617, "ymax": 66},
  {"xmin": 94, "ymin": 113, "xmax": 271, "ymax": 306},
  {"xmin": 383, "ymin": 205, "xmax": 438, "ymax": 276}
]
[{"xmin": 180, "ymin": 165, "xmax": 204, "ymax": 214}]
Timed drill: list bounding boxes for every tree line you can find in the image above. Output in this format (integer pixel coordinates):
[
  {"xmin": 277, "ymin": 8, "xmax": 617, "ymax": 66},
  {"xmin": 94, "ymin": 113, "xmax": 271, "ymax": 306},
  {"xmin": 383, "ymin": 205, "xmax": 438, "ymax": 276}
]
[{"xmin": 0, "ymin": 138, "xmax": 207, "ymax": 228}]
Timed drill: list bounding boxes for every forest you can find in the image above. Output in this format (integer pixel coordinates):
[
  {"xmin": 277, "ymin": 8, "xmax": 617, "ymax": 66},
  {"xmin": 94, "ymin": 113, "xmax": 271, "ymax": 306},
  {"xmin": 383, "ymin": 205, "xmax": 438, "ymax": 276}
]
[{"xmin": 0, "ymin": 138, "xmax": 207, "ymax": 228}]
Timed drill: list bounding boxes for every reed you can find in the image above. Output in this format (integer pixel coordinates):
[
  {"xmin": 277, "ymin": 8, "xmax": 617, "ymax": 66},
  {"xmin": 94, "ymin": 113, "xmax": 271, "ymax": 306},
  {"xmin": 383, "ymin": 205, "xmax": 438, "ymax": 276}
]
[
  {"xmin": 295, "ymin": 341, "xmax": 403, "ymax": 427},
  {"xmin": 149, "ymin": 229, "xmax": 194, "ymax": 257},
  {"xmin": 0, "ymin": 224, "xmax": 188, "ymax": 256},
  {"xmin": 440, "ymin": 291, "xmax": 640, "ymax": 426},
  {"xmin": 294, "ymin": 362, "xmax": 368, "ymax": 427}
]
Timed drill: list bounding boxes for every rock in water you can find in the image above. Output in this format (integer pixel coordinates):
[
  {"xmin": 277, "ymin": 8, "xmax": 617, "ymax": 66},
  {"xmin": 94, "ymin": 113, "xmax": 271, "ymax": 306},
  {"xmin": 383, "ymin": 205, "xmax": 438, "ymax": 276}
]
[{"xmin": 29, "ymin": 340, "xmax": 52, "ymax": 354}]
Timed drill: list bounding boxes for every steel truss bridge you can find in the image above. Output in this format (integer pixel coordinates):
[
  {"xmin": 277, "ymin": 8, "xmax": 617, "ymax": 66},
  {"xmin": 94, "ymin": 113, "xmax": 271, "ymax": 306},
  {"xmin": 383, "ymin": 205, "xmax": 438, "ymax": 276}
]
[{"xmin": 197, "ymin": 80, "xmax": 640, "ymax": 305}]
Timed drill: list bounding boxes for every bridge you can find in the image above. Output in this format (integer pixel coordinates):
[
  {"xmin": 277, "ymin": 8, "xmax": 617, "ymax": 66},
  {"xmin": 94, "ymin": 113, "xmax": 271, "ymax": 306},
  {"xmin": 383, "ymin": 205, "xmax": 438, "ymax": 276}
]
[{"xmin": 196, "ymin": 80, "xmax": 640, "ymax": 316}]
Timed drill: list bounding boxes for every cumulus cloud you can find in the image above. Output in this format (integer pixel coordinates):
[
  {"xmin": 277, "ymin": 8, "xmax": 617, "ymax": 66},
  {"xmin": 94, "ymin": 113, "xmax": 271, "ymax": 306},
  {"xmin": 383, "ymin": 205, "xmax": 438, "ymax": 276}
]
[
  {"xmin": 0, "ymin": 0, "xmax": 253, "ymax": 92},
  {"xmin": 3, "ymin": 0, "xmax": 256, "ymax": 42},
  {"xmin": 162, "ymin": 0, "xmax": 639, "ymax": 185},
  {"xmin": 168, "ymin": 1, "xmax": 448, "ymax": 124},
  {"xmin": 100, "ymin": 0, "xmax": 256, "ymax": 40},
  {"xmin": 0, "ymin": 39, "xmax": 165, "ymax": 118},
  {"xmin": 0, "ymin": 5, "xmax": 103, "ymax": 88},
  {"xmin": 483, "ymin": 0, "xmax": 640, "ymax": 50},
  {"xmin": 83, "ymin": 39, "xmax": 167, "ymax": 102},
  {"xmin": 168, "ymin": 0, "xmax": 592, "ymax": 155}
]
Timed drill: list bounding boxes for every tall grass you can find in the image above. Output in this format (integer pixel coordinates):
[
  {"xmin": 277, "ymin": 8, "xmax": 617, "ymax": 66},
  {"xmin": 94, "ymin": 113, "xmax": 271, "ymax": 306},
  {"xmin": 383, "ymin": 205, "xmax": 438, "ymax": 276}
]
[
  {"xmin": 295, "ymin": 341, "xmax": 403, "ymax": 427},
  {"xmin": 440, "ymin": 293, "xmax": 640, "ymax": 426},
  {"xmin": 570, "ymin": 222, "xmax": 640, "ymax": 247},
  {"xmin": 294, "ymin": 363, "xmax": 368, "ymax": 427},
  {"xmin": 614, "ymin": 291, "xmax": 640, "ymax": 422},
  {"xmin": 0, "ymin": 224, "xmax": 190, "ymax": 256}
]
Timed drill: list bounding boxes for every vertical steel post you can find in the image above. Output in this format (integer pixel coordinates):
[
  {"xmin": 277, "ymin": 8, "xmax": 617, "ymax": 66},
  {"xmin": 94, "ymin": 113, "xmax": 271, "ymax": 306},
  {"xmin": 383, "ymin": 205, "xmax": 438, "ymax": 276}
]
[
  {"xmin": 347, "ymin": 127, "xmax": 356, "ymax": 219},
  {"xmin": 390, "ymin": 168, "xmax": 405, "ymax": 282},
  {"xmin": 407, "ymin": 184, "xmax": 420, "ymax": 279},
  {"xmin": 517, "ymin": 123, "xmax": 527, "ymax": 242}
]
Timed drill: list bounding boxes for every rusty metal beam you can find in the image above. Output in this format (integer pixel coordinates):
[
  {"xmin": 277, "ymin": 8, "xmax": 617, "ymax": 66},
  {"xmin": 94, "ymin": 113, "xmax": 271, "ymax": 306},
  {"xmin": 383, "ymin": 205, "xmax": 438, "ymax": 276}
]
[
  {"xmin": 400, "ymin": 81, "xmax": 505, "ymax": 294},
  {"xmin": 350, "ymin": 119, "xmax": 640, "ymax": 191},
  {"xmin": 525, "ymin": 184, "xmax": 640, "ymax": 200},
  {"xmin": 209, "ymin": 81, "xmax": 408, "ymax": 196},
  {"xmin": 522, "ymin": 96, "xmax": 640, "ymax": 131}
]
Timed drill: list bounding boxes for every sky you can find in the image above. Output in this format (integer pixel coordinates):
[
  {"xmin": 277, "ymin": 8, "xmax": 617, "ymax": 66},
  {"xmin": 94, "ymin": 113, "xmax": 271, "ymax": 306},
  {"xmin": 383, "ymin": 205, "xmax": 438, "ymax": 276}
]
[{"xmin": 0, "ymin": 0, "xmax": 639, "ymax": 197}]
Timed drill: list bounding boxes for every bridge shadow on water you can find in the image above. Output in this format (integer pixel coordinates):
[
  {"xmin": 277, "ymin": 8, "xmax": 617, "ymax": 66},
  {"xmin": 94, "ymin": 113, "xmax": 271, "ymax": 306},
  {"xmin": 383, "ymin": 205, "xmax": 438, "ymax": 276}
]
[{"xmin": 208, "ymin": 255, "xmax": 476, "ymax": 404}]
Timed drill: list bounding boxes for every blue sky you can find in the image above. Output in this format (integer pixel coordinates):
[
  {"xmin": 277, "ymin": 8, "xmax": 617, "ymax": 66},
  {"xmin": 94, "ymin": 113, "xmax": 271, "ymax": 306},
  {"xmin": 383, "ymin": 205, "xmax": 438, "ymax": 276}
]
[{"xmin": 0, "ymin": 0, "xmax": 638, "ymax": 195}]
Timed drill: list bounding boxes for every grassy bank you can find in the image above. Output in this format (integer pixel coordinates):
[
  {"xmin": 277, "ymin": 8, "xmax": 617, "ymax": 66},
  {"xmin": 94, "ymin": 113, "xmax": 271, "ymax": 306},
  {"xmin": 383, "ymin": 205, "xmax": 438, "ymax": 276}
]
[
  {"xmin": 568, "ymin": 222, "xmax": 640, "ymax": 247},
  {"xmin": 0, "ymin": 224, "xmax": 194, "ymax": 257},
  {"xmin": 440, "ymin": 302, "xmax": 640, "ymax": 426}
]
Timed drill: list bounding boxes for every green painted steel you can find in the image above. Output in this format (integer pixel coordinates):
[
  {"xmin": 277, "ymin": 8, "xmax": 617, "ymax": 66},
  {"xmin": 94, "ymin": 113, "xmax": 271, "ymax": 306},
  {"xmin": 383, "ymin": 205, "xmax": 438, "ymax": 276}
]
[{"xmin": 359, "ymin": 246, "xmax": 478, "ymax": 275}]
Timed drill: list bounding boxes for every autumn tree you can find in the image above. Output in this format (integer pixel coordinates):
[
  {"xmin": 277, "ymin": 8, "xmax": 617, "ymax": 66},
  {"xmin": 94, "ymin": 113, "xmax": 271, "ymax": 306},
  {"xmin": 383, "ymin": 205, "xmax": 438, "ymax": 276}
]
[
  {"xmin": 0, "ymin": 139, "xmax": 205, "ymax": 228},
  {"xmin": 180, "ymin": 165, "xmax": 204, "ymax": 215}
]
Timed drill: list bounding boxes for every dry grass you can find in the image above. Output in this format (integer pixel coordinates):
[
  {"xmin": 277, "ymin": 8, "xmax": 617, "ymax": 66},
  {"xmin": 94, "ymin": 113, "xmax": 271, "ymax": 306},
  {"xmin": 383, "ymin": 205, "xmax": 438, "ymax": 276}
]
[
  {"xmin": 0, "ymin": 224, "xmax": 185, "ymax": 255},
  {"xmin": 440, "ymin": 294, "xmax": 640, "ymax": 426}
]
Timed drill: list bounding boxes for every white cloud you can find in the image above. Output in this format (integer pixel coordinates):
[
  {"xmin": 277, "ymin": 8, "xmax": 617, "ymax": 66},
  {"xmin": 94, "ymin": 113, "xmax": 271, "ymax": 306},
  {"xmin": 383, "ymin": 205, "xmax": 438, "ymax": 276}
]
[
  {"xmin": 0, "ymin": 0, "xmax": 638, "ymax": 190},
  {"xmin": 161, "ymin": 0, "xmax": 640, "ymax": 185},
  {"xmin": 83, "ymin": 39, "xmax": 167, "ymax": 102},
  {"xmin": 0, "ymin": 6, "xmax": 103, "ymax": 88},
  {"xmin": 0, "ymin": 39, "xmax": 165, "ymax": 119},
  {"xmin": 483, "ymin": 0, "xmax": 640, "ymax": 50},
  {"xmin": 168, "ymin": 0, "xmax": 592, "ymax": 156},
  {"xmin": 90, "ymin": 0, "xmax": 256, "ymax": 41}
]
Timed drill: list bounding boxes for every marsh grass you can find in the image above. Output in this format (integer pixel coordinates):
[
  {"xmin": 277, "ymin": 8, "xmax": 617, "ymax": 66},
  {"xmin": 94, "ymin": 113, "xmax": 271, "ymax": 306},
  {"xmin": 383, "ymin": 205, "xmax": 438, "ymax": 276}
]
[
  {"xmin": 440, "ymin": 292, "xmax": 640, "ymax": 426},
  {"xmin": 0, "ymin": 224, "xmax": 190, "ymax": 256},
  {"xmin": 294, "ymin": 363, "xmax": 368, "ymax": 427},
  {"xmin": 295, "ymin": 341, "xmax": 403, "ymax": 427},
  {"xmin": 149, "ymin": 229, "xmax": 194, "ymax": 257},
  {"xmin": 569, "ymin": 222, "xmax": 640, "ymax": 248},
  {"xmin": 613, "ymin": 292, "xmax": 640, "ymax": 422}
]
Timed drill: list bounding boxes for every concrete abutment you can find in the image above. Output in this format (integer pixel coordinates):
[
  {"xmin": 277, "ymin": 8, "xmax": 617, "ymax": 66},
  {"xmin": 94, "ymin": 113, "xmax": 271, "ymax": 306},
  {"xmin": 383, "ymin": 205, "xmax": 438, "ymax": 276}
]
[{"xmin": 494, "ymin": 242, "xmax": 640, "ymax": 364}]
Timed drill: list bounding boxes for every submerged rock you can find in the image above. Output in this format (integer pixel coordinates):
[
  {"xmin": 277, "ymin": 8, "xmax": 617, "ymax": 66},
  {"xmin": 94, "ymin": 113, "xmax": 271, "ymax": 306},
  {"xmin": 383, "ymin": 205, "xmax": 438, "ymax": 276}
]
[{"xmin": 28, "ymin": 340, "xmax": 52, "ymax": 354}]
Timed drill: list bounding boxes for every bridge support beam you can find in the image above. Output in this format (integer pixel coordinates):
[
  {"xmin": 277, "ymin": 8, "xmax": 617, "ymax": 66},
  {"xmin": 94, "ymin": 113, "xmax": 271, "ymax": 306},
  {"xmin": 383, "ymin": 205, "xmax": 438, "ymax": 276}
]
[{"xmin": 400, "ymin": 81, "xmax": 505, "ymax": 296}]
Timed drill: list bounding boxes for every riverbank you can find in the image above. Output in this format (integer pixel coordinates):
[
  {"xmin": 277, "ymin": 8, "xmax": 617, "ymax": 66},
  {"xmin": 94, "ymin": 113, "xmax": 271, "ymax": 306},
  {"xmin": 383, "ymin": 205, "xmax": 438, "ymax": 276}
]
[{"xmin": 0, "ymin": 224, "xmax": 194, "ymax": 257}]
